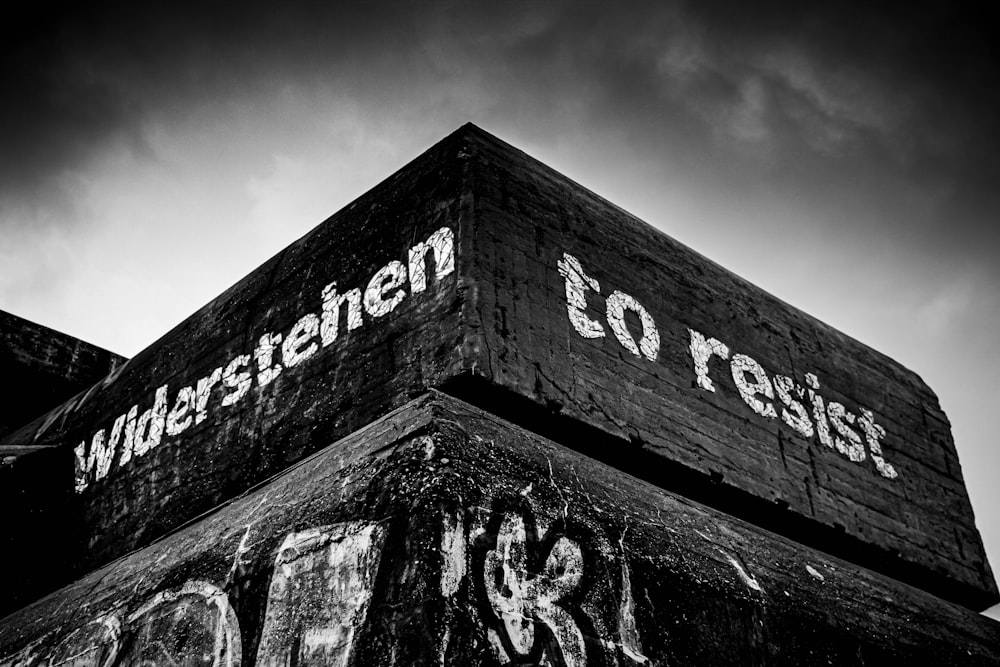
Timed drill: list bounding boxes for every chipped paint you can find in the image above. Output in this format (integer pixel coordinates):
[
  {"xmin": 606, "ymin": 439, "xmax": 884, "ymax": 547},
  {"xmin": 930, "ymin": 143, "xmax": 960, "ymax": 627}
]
[
  {"xmin": 803, "ymin": 372, "xmax": 833, "ymax": 453},
  {"xmin": 773, "ymin": 374, "xmax": 814, "ymax": 439},
  {"xmin": 72, "ymin": 227, "xmax": 456, "ymax": 493},
  {"xmin": 688, "ymin": 328, "xmax": 730, "ymax": 392},
  {"xmin": 557, "ymin": 253, "xmax": 903, "ymax": 481},
  {"xmin": 860, "ymin": 408, "xmax": 898, "ymax": 479},
  {"xmin": 440, "ymin": 512, "xmax": 466, "ymax": 598},
  {"xmin": 616, "ymin": 531, "xmax": 649, "ymax": 664},
  {"xmin": 687, "ymin": 330, "xmax": 900, "ymax": 479},
  {"xmin": 606, "ymin": 290, "xmax": 660, "ymax": 362},
  {"xmin": 194, "ymin": 369, "xmax": 223, "ymax": 426},
  {"xmin": 254, "ymin": 333, "xmax": 284, "ymax": 387},
  {"xmin": 730, "ymin": 354, "xmax": 778, "ymax": 419},
  {"xmin": 725, "ymin": 554, "xmax": 764, "ymax": 593},
  {"xmin": 166, "ymin": 386, "xmax": 196, "ymax": 435},
  {"xmin": 827, "ymin": 401, "xmax": 866, "ymax": 463},
  {"xmin": 363, "ymin": 261, "xmax": 408, "ymax": 318},
  {"xmin": 407, "ymin": 225, "xmax": 455, "ymax": 294},
  {"xmin": 484, "ymin": 513, "xmax": 587, "ymax": 666},
  {"xmin": 45, "ymin": 614, "xmax": 121, "ymax": 667},
  {"xmin": 256, "ymin": 521, "xmax": 385, "ymax": 667},
  {"xmin": 557, "ymin": 253, "xmax": 605, "ymax": 339},
  {"xmin": 221, "ymin": 356, "xmax": 252, "ymax": 407},
  {"xmin": 320, "ymin": 285, "xmax": 363, "ymax": 346},
  {"xmin": 282, "ymin": 314, "xmax": 320, "ymax": 367},
  {"xmin": 557, "ymin": 252, "xmax": 660, "ymax": 362}
]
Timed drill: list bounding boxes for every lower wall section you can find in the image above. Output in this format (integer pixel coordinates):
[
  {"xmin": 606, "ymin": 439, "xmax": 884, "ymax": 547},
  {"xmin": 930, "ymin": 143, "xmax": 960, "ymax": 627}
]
[{"xmin": 1, "ymin": 392, "xmax": 997, "ymax": 665}]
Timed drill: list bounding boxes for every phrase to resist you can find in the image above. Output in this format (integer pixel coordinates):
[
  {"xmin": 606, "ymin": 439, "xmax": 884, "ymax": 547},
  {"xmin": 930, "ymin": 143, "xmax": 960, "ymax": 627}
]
[{"xmin": 557, "ymin": 252, "xmax": 898, "ymax": 480}]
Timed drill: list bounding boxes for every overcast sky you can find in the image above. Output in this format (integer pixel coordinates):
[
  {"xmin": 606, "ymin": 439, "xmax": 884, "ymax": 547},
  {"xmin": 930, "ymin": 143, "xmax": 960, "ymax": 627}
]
[{"xmin": 3, "ymin": 0, "xmax": 998, "ymax": 617}]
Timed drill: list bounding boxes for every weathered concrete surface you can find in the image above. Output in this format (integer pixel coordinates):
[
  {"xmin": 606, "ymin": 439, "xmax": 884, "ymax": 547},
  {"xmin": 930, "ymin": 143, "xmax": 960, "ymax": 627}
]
[
  {"xmin": 0, "ymin": 127, "xmax": 470, "ymax": 588},
  {"xmin": 0, "ymin": 124, "xmax": 992, "ymax": 611},
  {"xmin": 450, "ymin": 127, "xmax": 996, "ymax": 608},
  {"xmin": 2, "ymin": 393, "xmax": 998, "ymax": 666},
  {"xmin": 0, "ymin": 310, "xmax": 124, "ymax": 443}
]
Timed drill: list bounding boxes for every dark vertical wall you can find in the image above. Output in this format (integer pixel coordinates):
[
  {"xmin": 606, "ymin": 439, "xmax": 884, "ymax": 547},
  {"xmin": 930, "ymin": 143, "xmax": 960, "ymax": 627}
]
[
  {"xmin": 0, "ymin": 310, "xmax": 125, "ymax": 443},
  {"xmin": 0, "ymin": 312, "xmax": 125, "ymax": 616},
  {"xmin": 1, "ymin": 395, "xmax": 997, "ymax": 666},
  {"xmin": 449, "ymin": 128, "xmax": 996, "ymax": 607}
]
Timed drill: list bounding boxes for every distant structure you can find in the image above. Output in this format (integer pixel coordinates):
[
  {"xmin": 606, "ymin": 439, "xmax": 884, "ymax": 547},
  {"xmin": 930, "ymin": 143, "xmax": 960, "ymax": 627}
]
[
  {"xmin": 1, "ymin": 124, "xmax": 997, "ymax": 665},
  {"xmin": 0, "ymin": 310, "xmax": 124, "ymax": 442}
]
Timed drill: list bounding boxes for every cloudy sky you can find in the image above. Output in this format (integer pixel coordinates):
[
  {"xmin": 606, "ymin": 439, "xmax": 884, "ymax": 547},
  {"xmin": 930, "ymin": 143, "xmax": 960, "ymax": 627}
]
[{"xmin": 3, "ymin": 1, "xmax": 998, "ymax": 616}]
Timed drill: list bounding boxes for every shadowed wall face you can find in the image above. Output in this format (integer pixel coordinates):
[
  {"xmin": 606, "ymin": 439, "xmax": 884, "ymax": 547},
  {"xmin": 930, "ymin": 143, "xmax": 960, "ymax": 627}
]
[
  {"xmin": 0, "ymin": 310, "xmax": 124, "ymax": 442},
  {"xmin": 453, "ymin": 128, "xmax": 996, "ymax": 608},
  {"xmin": 1, "ymin": 395, "xmax": 998, "ymax": 666}
]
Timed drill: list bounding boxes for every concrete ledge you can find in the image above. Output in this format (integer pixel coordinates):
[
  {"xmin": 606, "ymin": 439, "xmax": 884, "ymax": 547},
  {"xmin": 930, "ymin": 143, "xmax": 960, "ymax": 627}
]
[{"xmin": 3, "ymin": 393, "xmax": 997, "ymax": 665}]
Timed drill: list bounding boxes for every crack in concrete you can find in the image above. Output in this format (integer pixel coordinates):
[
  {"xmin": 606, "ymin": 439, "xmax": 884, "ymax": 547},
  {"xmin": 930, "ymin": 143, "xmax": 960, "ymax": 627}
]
[{"xmin": 545, "ymin": 455, "xmax": 570, "ymax": 521}]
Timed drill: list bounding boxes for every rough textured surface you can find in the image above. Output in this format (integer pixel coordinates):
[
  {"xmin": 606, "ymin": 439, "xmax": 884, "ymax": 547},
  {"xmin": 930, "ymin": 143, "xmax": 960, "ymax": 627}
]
[
  {"xmin": 0, "ymin": 124, "xmax": 992, "ymax": 612},
  {"xmin": 0, "ymin": 129, "xmax": 471, "ymax": 591},
  {"xmin": 450, "ymin": 127, "xmax": 996, "ymax": 608},
  {"xmin": 1, "ymin": 393, "xmax": 998, "ymax": 666},
  {"xmin": 0, "ymin": 309, "xmax": 124, "ymax": 443}
]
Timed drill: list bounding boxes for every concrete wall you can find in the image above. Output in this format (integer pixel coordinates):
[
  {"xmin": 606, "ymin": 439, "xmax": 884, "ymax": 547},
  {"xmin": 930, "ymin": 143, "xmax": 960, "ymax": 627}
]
[
  {"xmin": 0, "ymin": 310, "xmax": 124, "ymax": 443},
  {"xmin": 2, "ymin": 395, "xmax": 997, "ymax": 666}
]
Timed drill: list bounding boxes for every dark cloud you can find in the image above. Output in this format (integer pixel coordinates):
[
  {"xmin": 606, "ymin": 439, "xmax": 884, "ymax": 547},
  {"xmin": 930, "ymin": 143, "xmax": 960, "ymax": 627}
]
[
  {"xmin": 2, "ymin": 0, "xmax": 997, "ymax": 261},
  {"xmin": 0, "ymin": 1, "xmax": 425, "ymax": 220},
  {"xmin": 1, "ymin": 4, "xmax": 139, "ymax": 217}
]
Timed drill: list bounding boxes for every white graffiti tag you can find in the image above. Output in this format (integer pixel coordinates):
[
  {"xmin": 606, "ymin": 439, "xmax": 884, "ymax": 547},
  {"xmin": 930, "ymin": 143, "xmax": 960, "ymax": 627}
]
[
  {"xmin": 484, "ymin": 513, "xmax": 587, "ymax": 667},
  {"xmin": 256, "ymin": 522, "xmax": 385, "ymax": 667}
]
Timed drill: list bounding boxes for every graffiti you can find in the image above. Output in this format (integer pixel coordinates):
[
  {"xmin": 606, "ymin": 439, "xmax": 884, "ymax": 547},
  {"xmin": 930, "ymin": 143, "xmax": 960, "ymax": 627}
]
[
  {"xmin": 73, "ymin": 226, "xmax": 456, "ymax": 493},
  {"xmin": 466, "ymin": 503, "xmax": 649, "ymax": 666},
  {"xmin": 605, "ymin": 291, "xmax": 660, "ymax": 363},
  {"xmin": 694, "ymin": 344, "xmax": 898, "ymax": 479},
  {"xmin": 0, "ymin": 581, "xmax": 243, "ymax": 667},
  {"xmin": 557, "ymin": 253, "xmax": 606, "ymax": 340},
  {"xmin": 483, "ymin": 512, "xmax": 588, "ymax": 666},
  {"xmin": 440, "ymin": 512, "xmax": 466, "ymax": 599},
  {"xmin": 729, "ymin": 354, "xmax": 779, "ymax": 420},
  {"xmin": 256, "ymin": 522, "xmax": 385, "ymax": 666},
  {"xmin": 45, "ymin": 615, "xmax": 121, "ymax": 667},
  {"xmin": 556, "ymin": 254, "xmax": 659, "ymax": 361},
  {"xmin": 3, "ymin": 504, "xmax": 649, "ymax": 667},
  {"xmin": 691, "ymin": 328, "xmax": 899, "ymax": 478},
  {"xmin": 556, "ymin": 251, "xmax": 899, "ymax": 480},
  {"xmin": 120, "ymin": 581, "xmax": 242, "ymax": 667}
]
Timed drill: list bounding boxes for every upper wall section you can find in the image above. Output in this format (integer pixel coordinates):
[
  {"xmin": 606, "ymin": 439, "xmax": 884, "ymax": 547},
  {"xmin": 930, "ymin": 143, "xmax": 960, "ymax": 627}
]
[
  {"xmin": 1, "ymin": 124, "xmax": 993, "ymax": 610},
  {"xmin": 0, "ymin": 126, "xmax": 472, "ymax": 579},
  {"xmin": 453, "ymin": 126, "xmax": 996, "ymax": 609}
]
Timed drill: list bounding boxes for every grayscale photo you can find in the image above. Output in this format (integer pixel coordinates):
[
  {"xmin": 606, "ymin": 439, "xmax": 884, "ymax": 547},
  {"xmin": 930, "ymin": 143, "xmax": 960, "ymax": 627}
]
[{"xmin": 1, "ymin": 1, "xmax": 998, "ymax": 664}]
